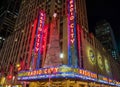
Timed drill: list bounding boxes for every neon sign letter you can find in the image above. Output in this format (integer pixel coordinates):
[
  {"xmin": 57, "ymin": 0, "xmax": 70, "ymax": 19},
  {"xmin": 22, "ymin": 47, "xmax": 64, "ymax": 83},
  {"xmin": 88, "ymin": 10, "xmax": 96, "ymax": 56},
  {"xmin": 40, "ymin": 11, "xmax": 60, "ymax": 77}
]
[
  {"xmin": 69, "ymin": 0, "xmax": 75, "ymax": 44},
  {"xmin": 35, "ymin": 11, "xmax": 46, "ymax": 53}
]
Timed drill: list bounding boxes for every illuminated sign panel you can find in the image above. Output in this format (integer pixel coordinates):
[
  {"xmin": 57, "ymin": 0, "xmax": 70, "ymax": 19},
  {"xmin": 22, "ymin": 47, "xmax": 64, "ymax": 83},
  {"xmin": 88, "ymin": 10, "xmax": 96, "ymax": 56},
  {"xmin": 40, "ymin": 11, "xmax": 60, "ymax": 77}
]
[
  {"xmin": 67, "ymin": 0, "xmax": 78, "ymax": 67},
  {"xmin": 104, "ymin": 59, "xmax": 110, "ymax": 74},
  {"xmin": 87, "ymin": 48, "xmax": 96, "ymax": 65},
  {"xmin": 98, "ymin": 75, "xmax": 108, "ymax": 84},
  {"xmin": 69, "ymin": 0, "xmax": 75, "ymax": 44},
  {"xmin": 18, "ymin": 65, "xmax": 120, "ymax": 86},
  {"xmin": 32, "ymin": 11, "xmax": 46, "ymax": 69},
  {"xmin": 41, "ymin": 25, "xmax": 48, "ymax": 67},
  {"xmin": 116, "ymin": 81, "xmax": 120, "ymax": 86},
  {"xmin": 34, "ymin": 11, "xmax": 46, "ymax": 53},
  {"xmin": 97, "ymin": 54, "xmax": 104, "ymax": 70},
  {"xmin": 18, "ymin": 65, "xmax": 97, "ymax": 81}
]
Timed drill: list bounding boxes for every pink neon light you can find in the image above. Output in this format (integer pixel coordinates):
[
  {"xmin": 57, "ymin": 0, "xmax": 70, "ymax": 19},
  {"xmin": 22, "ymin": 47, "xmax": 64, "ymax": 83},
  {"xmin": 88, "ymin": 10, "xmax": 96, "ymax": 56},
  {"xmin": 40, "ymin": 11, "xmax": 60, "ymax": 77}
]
[
  {"xmin": 41, "ymin": 25, "xmax": 48, "ymax": 67},
  {"xmin": 69, "ymin": 0, "xmax": 75, "ymax": 44},
  {"xmin": 35, "ymin": 11, "xmax": 46, "ymax": 53},
  {"xmin": 40, "ymin": 26, "xmax": 47, "ymax": 54},
  {"xmin": 27, "ymin": 19, "xmax": 38, "ymax": 69}
]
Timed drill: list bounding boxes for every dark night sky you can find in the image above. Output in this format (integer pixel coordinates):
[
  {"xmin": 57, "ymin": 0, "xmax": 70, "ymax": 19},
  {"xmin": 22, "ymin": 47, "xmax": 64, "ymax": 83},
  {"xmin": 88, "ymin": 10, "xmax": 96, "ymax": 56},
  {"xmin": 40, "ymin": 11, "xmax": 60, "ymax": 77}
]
[{"xmin": 86, "ymin": 0, "xmax": 120, "ymax": 52}]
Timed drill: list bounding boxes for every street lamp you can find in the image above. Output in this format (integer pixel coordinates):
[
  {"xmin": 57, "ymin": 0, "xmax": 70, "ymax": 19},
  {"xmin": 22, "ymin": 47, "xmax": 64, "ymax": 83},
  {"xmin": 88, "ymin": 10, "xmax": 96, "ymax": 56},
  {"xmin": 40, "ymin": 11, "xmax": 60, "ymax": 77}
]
[
  {"xmin": 60, "ymin": 53, "xmax": 64, "ymax": 59},
  {"xmin": 53, "ymin": 13, "xmax": 57, "ymax": 18},
  {"xmin": 16, "ymin": 64, "xmax": 20, "ymax": 68}
]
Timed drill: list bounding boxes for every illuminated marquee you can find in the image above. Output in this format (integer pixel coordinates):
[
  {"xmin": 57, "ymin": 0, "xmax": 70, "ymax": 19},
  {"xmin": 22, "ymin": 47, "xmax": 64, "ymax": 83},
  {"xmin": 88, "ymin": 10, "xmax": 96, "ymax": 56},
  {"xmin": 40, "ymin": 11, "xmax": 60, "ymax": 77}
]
[
  {"xmin": 116, "ymin": 81, "xmax": 120, "ymax": 86},
  {"xmin": 18, "ymin": 65, "xmax": 97, "ymax": 81},
  {"xmin": 17, "ymin": 65, "xmax": 120, "ymax": 86}
]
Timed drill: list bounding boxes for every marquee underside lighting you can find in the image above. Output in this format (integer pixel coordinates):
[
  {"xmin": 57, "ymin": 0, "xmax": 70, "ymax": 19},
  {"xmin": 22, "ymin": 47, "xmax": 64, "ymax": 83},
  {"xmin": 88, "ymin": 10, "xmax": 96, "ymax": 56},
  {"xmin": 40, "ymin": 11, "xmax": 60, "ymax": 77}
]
[{"xmin": 17, "ymin": 65, "xmax": 120, "ymax": 86}]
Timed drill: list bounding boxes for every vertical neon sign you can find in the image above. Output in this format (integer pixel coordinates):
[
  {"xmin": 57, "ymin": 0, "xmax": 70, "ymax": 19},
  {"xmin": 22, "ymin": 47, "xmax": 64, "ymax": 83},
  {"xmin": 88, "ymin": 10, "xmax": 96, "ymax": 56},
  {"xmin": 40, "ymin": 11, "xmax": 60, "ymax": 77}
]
[
  {"xmin": 67, "ymin": 0, "xmax": 78, "ymax": 67},
  {"xmin": 35, "ymin": 11, "xmax": 46, "ymax": 53},
  {"xmin": 33, "ymin": 11, "xmax": 46, "ymax": 69},
  {"xmin": 69, "ymin": 0, "xmax": 75, "ymax": 44}
]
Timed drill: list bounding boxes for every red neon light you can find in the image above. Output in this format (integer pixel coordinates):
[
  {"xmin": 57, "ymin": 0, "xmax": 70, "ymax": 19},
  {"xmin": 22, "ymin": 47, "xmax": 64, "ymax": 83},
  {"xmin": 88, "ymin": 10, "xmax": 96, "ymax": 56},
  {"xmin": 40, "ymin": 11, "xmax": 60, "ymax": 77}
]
[
  {"xmin": 41, "ymin": 25, "xmax": 49, "ymax": 67},
  {"xmin": 27, "ymin": 19, "xmax": 38, "ymax": 69},
  {"xmin": 69, "ymin": 0, "xmax": 75, "ymax": 44},
  {"xmin": 35, "ymin": 11, "xmax": 46, "ymax": 53},
  {"xmin": 10, "ymin": 64, "xmax": 13, "ymax": 74},
  {"xmin": 18, "ymin": 67, "xmax": 21, "ymax": 71},
  {"xmin": 7, "ymin": 75, "xmax": 13, "ymax": 80},
  {"xmin": 77, "ymin": 25, "xmax": 83, "ymax": 67},
  {"xmin": 27, "ymin": 68, "xmax": 59, "ymax": 76},
  {"xmin": 40, "ymin": 25, "xmax": 48, "ymax": 54}
]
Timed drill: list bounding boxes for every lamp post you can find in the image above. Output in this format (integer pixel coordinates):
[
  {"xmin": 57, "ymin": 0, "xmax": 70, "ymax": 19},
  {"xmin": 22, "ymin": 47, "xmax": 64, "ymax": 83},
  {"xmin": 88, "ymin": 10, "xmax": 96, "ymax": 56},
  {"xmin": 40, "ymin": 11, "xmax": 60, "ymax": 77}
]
[{"xmin": 60, "ymin": 53, "xmax": 64, "ymax": 65}]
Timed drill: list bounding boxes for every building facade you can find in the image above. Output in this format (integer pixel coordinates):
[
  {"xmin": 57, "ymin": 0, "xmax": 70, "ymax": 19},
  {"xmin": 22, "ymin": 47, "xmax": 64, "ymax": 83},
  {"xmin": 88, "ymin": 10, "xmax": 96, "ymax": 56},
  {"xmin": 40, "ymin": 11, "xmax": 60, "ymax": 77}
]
[
  {"xmin": 0, "ymin": 0, "xmax": 21, "ymax": 49},
  {"xmin": 0, "ymin": 0, "xmax": 120, "ymax": 87},
  {"xmin": 95, "ymin": 20, "xmax": 119, "ymax": 61}
]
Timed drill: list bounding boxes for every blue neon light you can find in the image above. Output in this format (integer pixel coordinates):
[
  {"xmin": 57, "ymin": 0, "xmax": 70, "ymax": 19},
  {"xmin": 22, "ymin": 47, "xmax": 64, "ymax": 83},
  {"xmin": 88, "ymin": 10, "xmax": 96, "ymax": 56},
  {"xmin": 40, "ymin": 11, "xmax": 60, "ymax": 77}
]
[
  {"xmin": 32, "ymin": 11, "xmax": 46, "ymax": 69},
  {"xmin": 67, "ymin": 0, "xmax": 71, "ymax": 66},
  {"xmin": 67, "ymin": 0, "xmax": 78, "ymax": 67},
  {"xmin": 18, "ymin": 72, "xmax": 97, "ymax": 81},
  {"xmin": 73, "ymin": 9, "xmax": 78, "ymax": 68},
  {"xmin": 36, "ymin": 51, "xmax": 41, "ymax": 69},
  {"xmin": 18, "ymin": 65, "xmax": 120, "ymax": 86}
]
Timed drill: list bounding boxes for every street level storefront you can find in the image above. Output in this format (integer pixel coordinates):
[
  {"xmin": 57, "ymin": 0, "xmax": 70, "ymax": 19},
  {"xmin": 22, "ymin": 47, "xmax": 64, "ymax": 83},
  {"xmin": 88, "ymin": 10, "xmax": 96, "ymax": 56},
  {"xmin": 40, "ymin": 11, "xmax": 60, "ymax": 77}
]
[
  {"xmin": 0, "ymin": 84, "xmax": 22, "ymax": 87},
  {"xmin": 0, "ymin": 75, "xmax": 23, "ymax": 87},
  {"xmin": 17, "ymin": 65, "xmax": 120, "ymax": 87}
]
